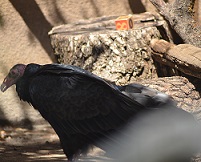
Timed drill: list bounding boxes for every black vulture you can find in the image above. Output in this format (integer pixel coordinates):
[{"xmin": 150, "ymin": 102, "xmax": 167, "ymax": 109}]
[{"xmin": 0, "ymin": 63, "xmax": 198, "ymax": 161}]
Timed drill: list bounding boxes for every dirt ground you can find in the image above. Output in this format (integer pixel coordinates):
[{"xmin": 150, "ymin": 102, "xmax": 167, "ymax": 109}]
[
  {"xmin": 1, "ymin": 121, "xmax": 201, "ymax": 162},
  {"xmin": 0, "ymin": 119, "xmax": 112, "ymax": 162},
  {"xmin": 1, "ymin": 119, "xmax": 201, "ymax": 162}
]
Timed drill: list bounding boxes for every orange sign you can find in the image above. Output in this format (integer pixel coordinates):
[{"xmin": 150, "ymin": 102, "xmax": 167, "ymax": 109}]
[{"xmin": 115, "ymin": 15, "xmax": 133, "ymax": 30}]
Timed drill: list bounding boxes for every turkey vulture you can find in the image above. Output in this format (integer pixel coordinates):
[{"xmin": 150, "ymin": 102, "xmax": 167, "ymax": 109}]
[{"xmin": 0, "ymin": 63, "xmax": 197, "ymax": 161}]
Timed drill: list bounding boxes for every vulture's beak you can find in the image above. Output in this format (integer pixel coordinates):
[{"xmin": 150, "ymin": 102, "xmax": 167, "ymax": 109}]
[
  {"xmin": 0, "ymin": 76, "xmax": 13, "ymax": 92},
  {"xmin": 1, "ymin": 83, "xmax": 7, "ymax": 92}
]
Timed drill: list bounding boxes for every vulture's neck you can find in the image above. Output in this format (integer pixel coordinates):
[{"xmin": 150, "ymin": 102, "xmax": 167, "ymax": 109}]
[
  {"xmin": 16, "ymin": 76, "xmax": 32, "ymax": 103},
  {"xmin": 16, "ymin": 63, "xmax": 41, "ymax": 103}
]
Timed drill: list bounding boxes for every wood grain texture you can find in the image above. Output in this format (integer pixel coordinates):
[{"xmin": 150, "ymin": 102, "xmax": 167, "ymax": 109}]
[
  {"xmin": 151, "ymin": 39, "xmax": 201, "ymax": 79},
  {"xmin": 150, "ymin": 0, "xmax": 201, "ymax": 47}
]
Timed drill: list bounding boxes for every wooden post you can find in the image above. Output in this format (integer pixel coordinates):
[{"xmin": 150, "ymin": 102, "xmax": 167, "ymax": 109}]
[{"xmin": 49, "ymin": 13, "xmax": 170, "ymax": 84}]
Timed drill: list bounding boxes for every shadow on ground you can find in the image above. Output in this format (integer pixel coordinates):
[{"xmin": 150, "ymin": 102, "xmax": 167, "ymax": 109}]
[{"xmin": 0, "ymin": 120, "xmax": 111, "ymax": 162}]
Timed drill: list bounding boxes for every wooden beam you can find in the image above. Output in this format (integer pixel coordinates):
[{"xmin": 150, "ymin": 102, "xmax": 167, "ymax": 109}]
[{"xmin": 150, "ymin": 39, "xmax": 201, "ymax": 79}]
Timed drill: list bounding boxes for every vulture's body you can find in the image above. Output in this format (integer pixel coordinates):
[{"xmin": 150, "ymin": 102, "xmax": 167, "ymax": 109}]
[{"xmin": 1, "ymin": 63, "xmax": 198, "ymax": 161}]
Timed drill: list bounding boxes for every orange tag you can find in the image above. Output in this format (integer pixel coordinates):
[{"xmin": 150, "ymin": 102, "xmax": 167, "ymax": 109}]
[{"xmin": 115, "ymin": 15, "xmax": 133, "ymax": 30}]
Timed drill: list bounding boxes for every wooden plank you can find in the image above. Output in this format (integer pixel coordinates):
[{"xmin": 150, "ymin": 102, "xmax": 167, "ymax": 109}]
[{"xmin": 151, "ymin": 39, "xmax": 201, "ymax": 79}]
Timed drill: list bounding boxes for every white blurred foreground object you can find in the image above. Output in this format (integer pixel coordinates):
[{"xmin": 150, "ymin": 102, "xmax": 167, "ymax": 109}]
[{"xmin": 99, "ymin": 108, "xmax": 201, "ymax": 162}]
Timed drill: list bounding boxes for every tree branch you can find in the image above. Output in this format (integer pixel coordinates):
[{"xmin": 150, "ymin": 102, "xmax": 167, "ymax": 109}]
[{"xmin": 149, "ymin": 0, "xmax": 201, "ymax": 47}]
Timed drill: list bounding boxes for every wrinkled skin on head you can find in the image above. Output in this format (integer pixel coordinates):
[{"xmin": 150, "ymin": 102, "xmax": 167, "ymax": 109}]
[{"xmin": 1, "ymin": 64, "xmax": 26, "ymax": 92}]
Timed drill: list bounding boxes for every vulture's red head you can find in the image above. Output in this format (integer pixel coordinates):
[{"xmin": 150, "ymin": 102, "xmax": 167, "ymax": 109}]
[{"xmin": 1, "ymin": 64, "xmax": 26, "ymax": 92}]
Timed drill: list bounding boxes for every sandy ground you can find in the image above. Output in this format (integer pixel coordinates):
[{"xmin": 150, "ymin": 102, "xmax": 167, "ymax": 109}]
[
  {"xmin": 1, "ymin": 119, "xmax": 201, "ymax": 162},
  {"xmin": 0, "ymin": 120, "xmax": 112, "ymax": 162}
]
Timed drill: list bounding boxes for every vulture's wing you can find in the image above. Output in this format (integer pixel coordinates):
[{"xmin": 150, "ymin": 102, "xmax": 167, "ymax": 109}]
[
  {"xmin": 119, "ymin": 83, "xmax": 177, "ymax": 108},
  {"xmin": 28, "ymin": 64, "xmax": 145, "ymax": 136}
]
